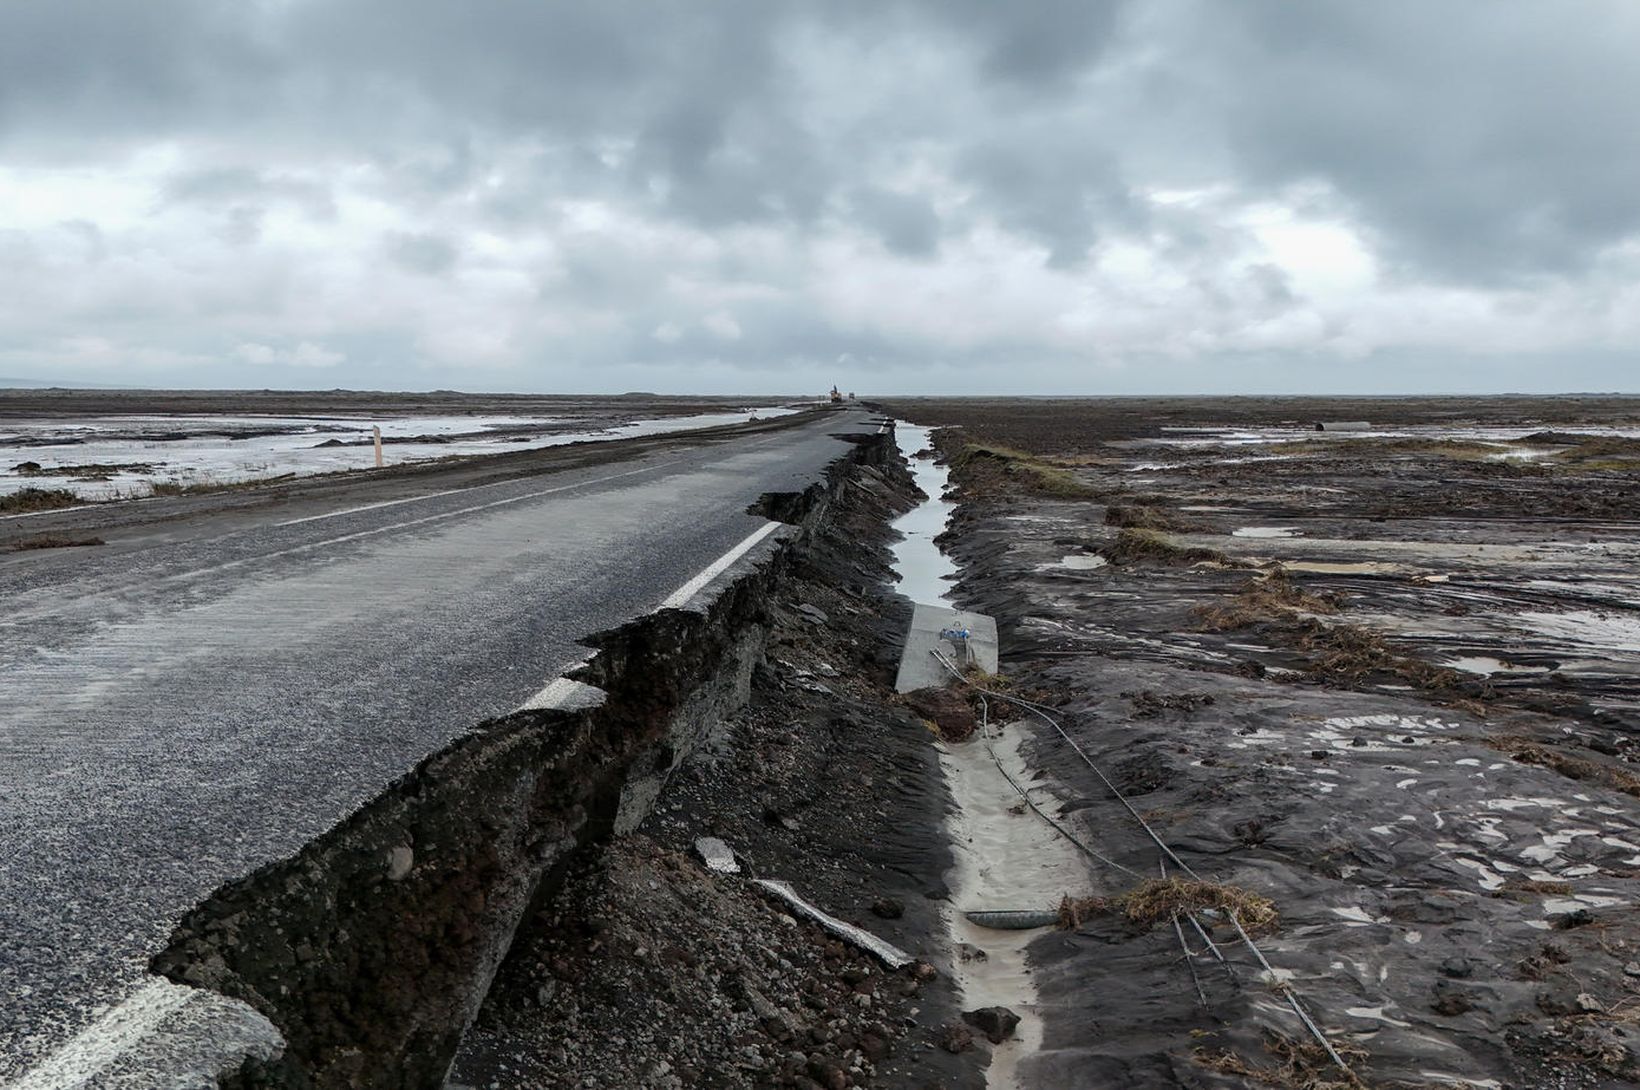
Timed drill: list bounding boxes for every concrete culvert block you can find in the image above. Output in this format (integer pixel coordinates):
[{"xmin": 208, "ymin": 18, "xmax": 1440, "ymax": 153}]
[{"xmin": 386, "ymin": 845, "xmax": 414, "ymax": 882}]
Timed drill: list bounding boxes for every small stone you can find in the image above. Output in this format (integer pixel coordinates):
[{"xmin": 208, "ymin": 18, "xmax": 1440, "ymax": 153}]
[
  {"xmin": 386, "ymin": 845, "xmax": 414, "ymax": 882},
  {"xmin": 938, "ymin": 1021, "xmax": 973, "ymax": 1054},
  {"xmin": 1430, "ymin": 979, "xmax": 1475, "ymax": 1016},
  {"xmin": 1577, "ymin": 992, "xmax": 1605, "ymax": 1013},
  {"xmin": 956, "ymin": 943, "xmax": 988, "ymax": 963},
  {"xmin": 1438, "ymin": 956, "xmax": 1473, "ymax": 979},
  {"xmin": 1624, "ymin": 961, "xmax": 1640, "ymax": 978},
  {"xmin": 1553, "ymin": 908, "xmax": 1596, "ymax": 930},
  {"xmin": 962, "ymin": 1006, "xmax": 1021, "ymax": 1044},
  {"xmin": 870, "ymin": 897, "xmax": 904, "ymax": 920}
]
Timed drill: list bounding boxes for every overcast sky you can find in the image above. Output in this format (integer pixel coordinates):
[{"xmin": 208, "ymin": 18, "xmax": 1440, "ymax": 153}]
[{"xmin": 2, "ymin": 1, "xmax": 1638, "ymax": 395}]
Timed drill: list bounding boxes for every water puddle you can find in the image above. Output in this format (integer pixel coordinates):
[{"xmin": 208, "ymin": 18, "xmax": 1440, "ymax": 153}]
[
  {"xmin": 1038, "ymin": 554, "xmax": 1107, "ymax": 572},
  {"xmin": 1280, "ymin": 560, "xmax": 1406, "ymax": 575},
  {"xmin": 1444, "ymin": 655, "xmax": 1550, "ymax": 676},
  {"xmin": 887, "ymin": 420, "xmax": 1068, "ymax": 1089},
  {"xmin": 1233, "ymin": 526, "xmax": 1303, "ymax": 538}
]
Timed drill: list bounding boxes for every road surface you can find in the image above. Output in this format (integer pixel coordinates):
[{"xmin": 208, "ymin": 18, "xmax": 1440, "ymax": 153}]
[{"xmin": 0, "ymin": 406, "xmax": 878, "ymax": 1084}]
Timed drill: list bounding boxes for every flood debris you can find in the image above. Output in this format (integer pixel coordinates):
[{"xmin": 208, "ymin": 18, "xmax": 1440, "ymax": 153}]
[
  {"xmin": 446, "ymin": 427, "xmax": 982, "ymax": 1089},
  {"xmin": 964, "ymin": 909, "xmax": 1060, "ymax": 931},
  {"xmin": 879, "ymin": 395, "xmax": 1640, "ymax": 1088},
  {"xmin": 1116, "ymin": 877, "xmax": 1278, "ymax": 935},
  {"xmin": 754, "ymin": 880, "xmax": 915, "ymax": 970}
]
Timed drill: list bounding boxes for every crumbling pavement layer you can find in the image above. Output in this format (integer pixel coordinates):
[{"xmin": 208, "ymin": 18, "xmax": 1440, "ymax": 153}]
[
  {"xmin": 450, "ymin": 433, "xmax": 994, "ymax": 1088},
  {"xmin": 880, "ymin": 397, "xmax": 1640, "ymax": 1089}
]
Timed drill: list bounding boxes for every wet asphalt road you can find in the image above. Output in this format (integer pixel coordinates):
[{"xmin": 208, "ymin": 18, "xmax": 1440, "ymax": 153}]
[{"xmin": 0, "ymin": 407, "xmax": 876, "ymax": 1079}]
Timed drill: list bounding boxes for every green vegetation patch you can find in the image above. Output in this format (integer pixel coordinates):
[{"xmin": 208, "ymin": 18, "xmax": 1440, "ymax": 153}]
[{"xmin": 949, "ymin": 441, "xmax": 1097, "ymax": 499}]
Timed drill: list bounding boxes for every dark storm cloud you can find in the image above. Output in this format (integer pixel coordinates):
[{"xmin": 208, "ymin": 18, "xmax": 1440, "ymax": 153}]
[
  {"xmin": 1, "ymin": 0, "xmax": 1638, "ymax": 391},
  {"xmin": 849, "ymin": 188, "xmax": 942, "ymax": 258},
  {"xmin": 1168, "ymin": 0, "xmax": 1640, "ymax": 282}
]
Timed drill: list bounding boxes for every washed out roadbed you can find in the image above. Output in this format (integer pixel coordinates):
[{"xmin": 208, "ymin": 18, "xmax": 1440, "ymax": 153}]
[
  {"xmin": 451, "ymin": 444, "xmax": 988, "ymax": 1089},
  {"xmin": 879, "ymin": 397, "xmax": 1640, "ymax": 1089}
]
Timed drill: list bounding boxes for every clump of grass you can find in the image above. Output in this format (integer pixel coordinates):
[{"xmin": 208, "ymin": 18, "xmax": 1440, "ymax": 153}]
[
  {"xmin": 1104, "ymin": 504, "xmax": 1184, "ymax": 530},
  {"xmin": 1294, "ymin": 619, "xmax": 1477, "ymax": 698},
  {"xmin": 9, "ymin": 534, "xmax": 104, "ymax": 552},
  {"xmin": 1552, "ymin": 436, "xmax": 1640, "ymax": 467},
  {"xmin": 0, "ymin": 486, "xmax": 81, "ymax": 514},
  {"xmin": 1120, "ymin": 876, "xmax": 1279, "ymax": 934},
  {"xmin": 1056, "ymin": 895, "xmax": 1108, "ymax": 929},
  {"xmin": 1498, "ymin": 738, "xmax": 1640, "ymax": 799},
  {"xmin": 150, "ymin": 473, "xmax": 297, "ymax": 497},
  {"xmin": 1100, "ymin": 528, "xmax": 1233, "ymax": 567},
  {"xmin": 949, "ymin": 442, "xmax": 1096, "ymax": 499},
  {"xmin": 963, "ymin": 663, "xmax": 1012, "ymax": 690},
  {"xmin": 1195, "ymin": 1031, "xmax": 1368, "ymax": 1089},
  {"xmin": 1194, "ymin": 571, "xmax": 1343, "ymax": 632}
]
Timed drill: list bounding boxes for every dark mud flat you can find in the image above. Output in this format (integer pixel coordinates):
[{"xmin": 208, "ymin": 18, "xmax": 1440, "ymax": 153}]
[
  {"xmin": 451, "ymin": 445, "xmax": 986, "ymax": 1089},
  {"xmin": 878, "ymin": 398, "xmax": 1640, "ymax": 1089}
]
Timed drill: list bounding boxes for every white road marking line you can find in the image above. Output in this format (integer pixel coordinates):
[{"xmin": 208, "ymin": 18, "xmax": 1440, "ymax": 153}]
[
  {"xmin": 659, "ymin": 521, "xmax": 784, "ymax": 610},
  {"xmin": 517, "ymin": 672, "xmax": 606, "ymax": 713},
  {"xmin": 275, "ymin": 486, "xmax": 476, "ymax": 527},
  {"xmin": 0, "ymin": 502, "xmax": 105, "ymax": 522},
  {"xmin": 5, "ymin": 979, "xmax": 193, "ymax": 1090},
  {"xmin": 512, "ymin": 518, "xmax": 787, "ymax": 712},
  {"xmin": 162, "ymin": 459, "xmax": 683, "ymax": 586},
  {"xmin": 5, "ymin": 413, "xmax": 818, "ymax": 530}
]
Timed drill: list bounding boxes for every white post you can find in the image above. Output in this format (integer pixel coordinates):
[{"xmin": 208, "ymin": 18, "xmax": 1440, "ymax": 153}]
[{"xmin": 373, "ymin": 425, "xmax": 383, "ymax": 468}]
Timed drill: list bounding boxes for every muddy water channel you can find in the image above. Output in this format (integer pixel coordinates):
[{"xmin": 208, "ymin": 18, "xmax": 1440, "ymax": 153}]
[
  {"xmin": 890, "ymin": 423, "xmax": 1084, "ymax": 1089},
  {"xmin": 889, "ymin": 423, "xmax": 959, "ymax": 606}
]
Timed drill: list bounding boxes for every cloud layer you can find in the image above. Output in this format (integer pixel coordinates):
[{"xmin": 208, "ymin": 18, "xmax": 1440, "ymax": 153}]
[{"xmin": 2, "ymin": 0, "xmax": 1638, "ymax": 393}]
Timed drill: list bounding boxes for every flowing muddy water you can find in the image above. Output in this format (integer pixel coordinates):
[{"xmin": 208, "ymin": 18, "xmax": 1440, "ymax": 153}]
[{"xmin": 890, "ymin": 422, "xmax": 1085, "ymax": 1088}]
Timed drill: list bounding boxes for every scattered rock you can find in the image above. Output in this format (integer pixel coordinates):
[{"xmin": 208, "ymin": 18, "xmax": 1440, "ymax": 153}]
[
  {"xmin": 1439, "ymin": 956, "xmax": 1474, "ymax": 979},
  {"xmin": 1430, "ymin": 979, "xmax": 1478, "ymax": 1016},
  {"xmin": 962, "ymin": 1006, "xmax": 1021, "ymax": 1044},
  {"xmin": 871, "ymin": 897, "xmax": 904, "ymax": 920},
  {"xmin": 938, "ymin": 1021, "xmax": 973, "ymax": 1054},
  {"xmin": 386, "ymin": 844, "xmax": 413, "ymax": 882},
  {"xmin": 1553, "ymin": 908, "xmax": 1596, "ymax": 930}
]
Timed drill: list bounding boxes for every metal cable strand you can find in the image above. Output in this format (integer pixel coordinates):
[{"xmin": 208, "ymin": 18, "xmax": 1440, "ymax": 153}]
[
  {"xmin": 931, "ymin": 649, "xmax": 1353, "ymax": 1076},
  {"xmin": 969, "ymin": 668, "xmax": 1142, "ymax": 879}
]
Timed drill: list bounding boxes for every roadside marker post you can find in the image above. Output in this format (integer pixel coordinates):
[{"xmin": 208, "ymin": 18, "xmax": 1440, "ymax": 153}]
[{"xmin": 373, "ymin": 426, "xmax": 383, "ymax": 468}]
